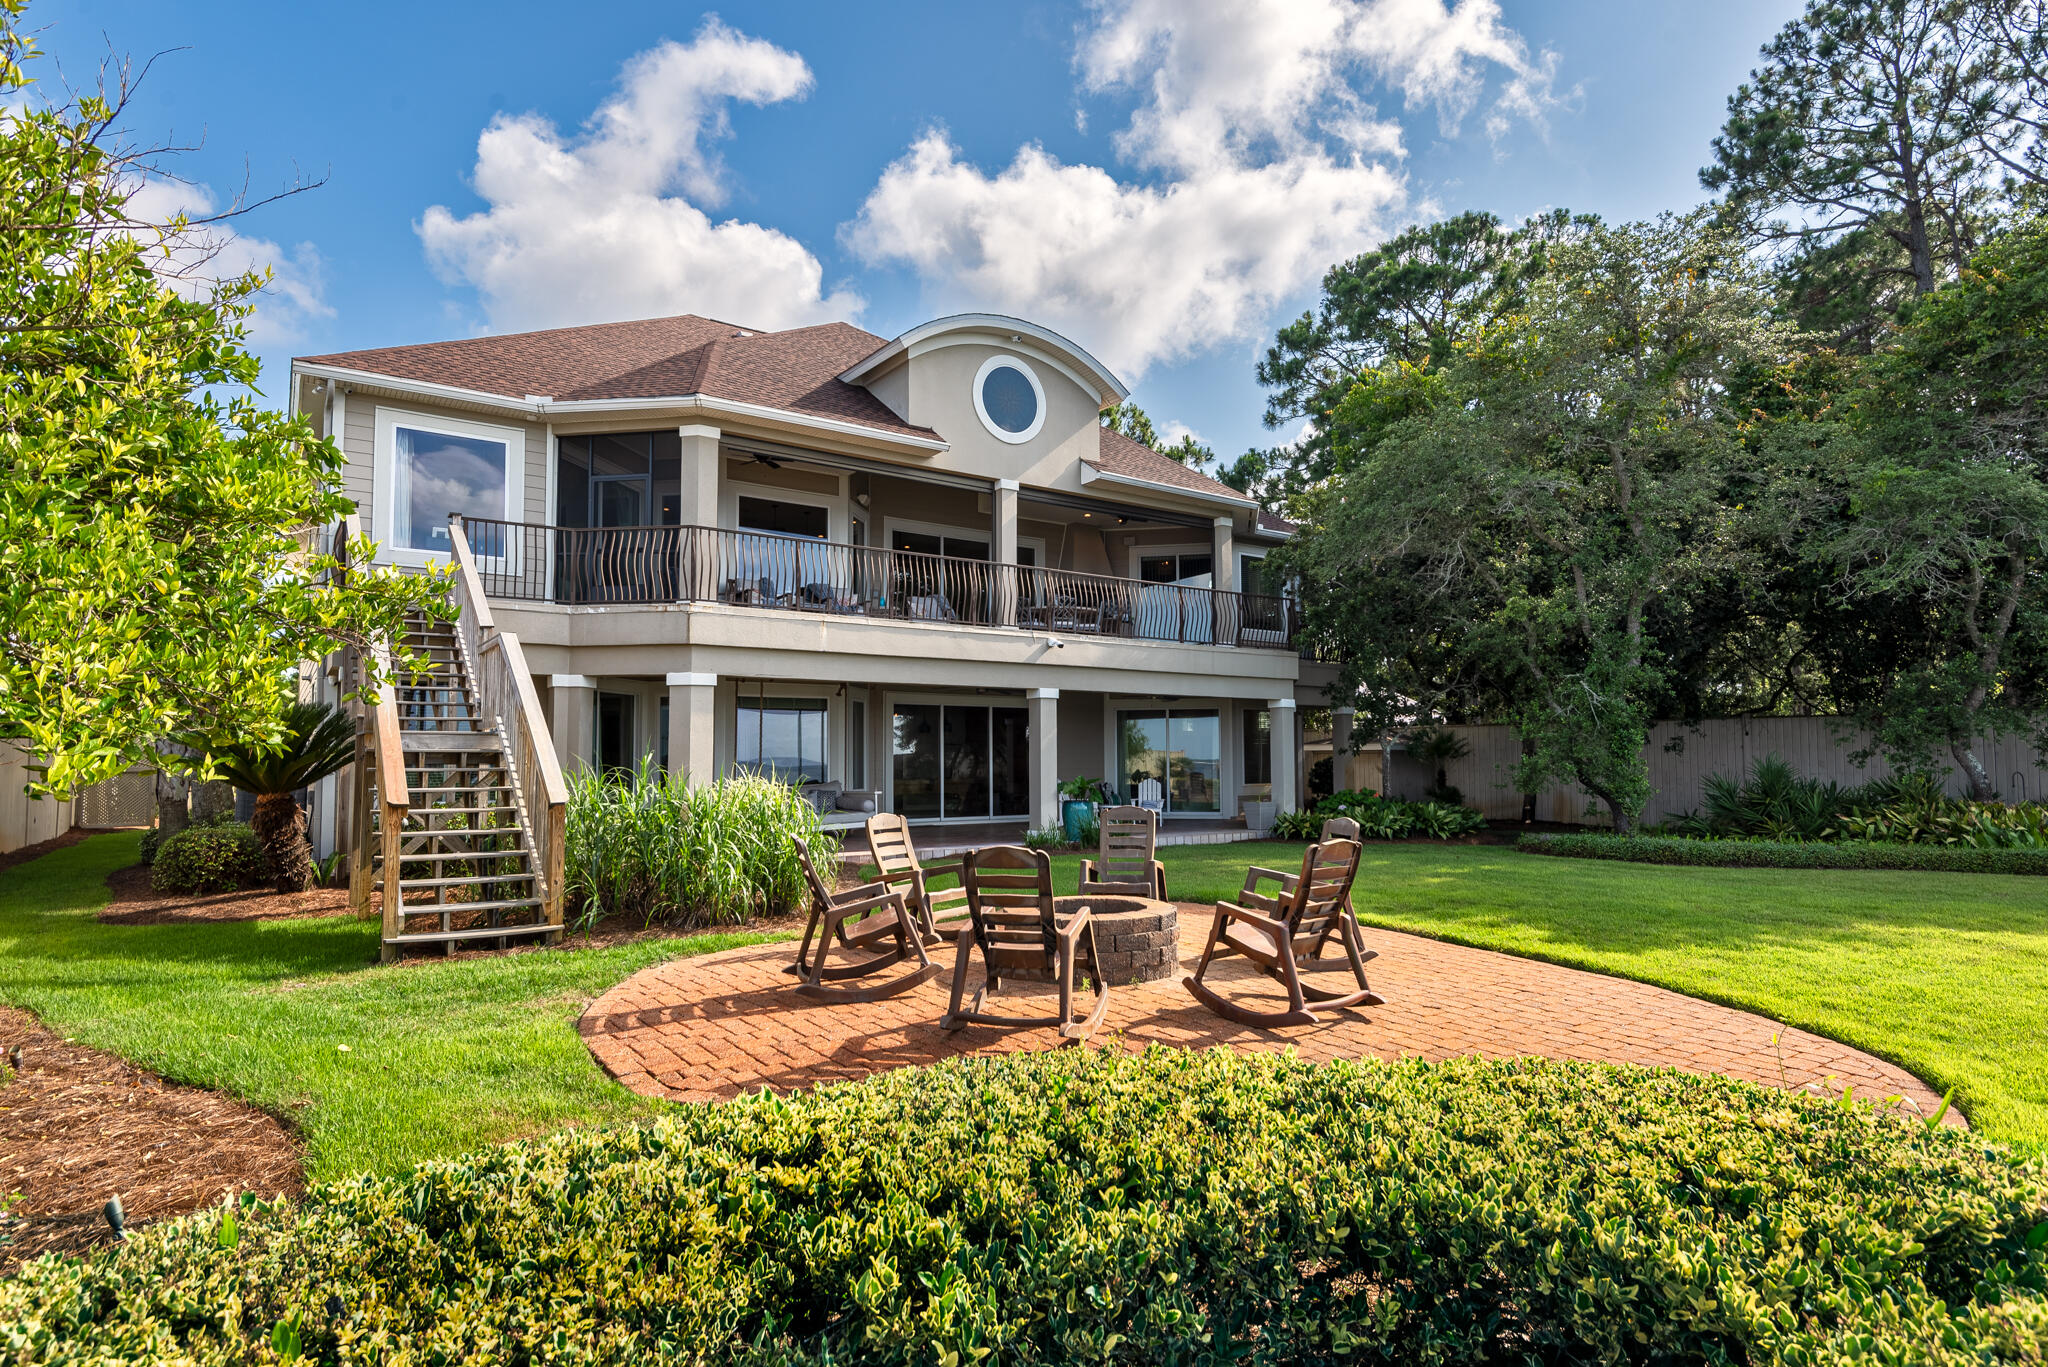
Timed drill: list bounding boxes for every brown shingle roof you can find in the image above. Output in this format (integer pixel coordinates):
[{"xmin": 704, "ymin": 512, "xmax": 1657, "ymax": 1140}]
[
  {"xmin": 299, "ymin": 315, "xmax": 938, "ymax": 442},
  {"xmin": 1090, "ymin": 428, "xmax": 1296, "ymax": 534}
]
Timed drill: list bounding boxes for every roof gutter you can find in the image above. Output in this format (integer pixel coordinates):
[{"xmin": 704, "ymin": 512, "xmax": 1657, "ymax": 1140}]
[
  {"xmin": 291, "ymin": 362, "xmax": 952, "ymax": 454},
  {"xmin": 1079, "ymin": 460, "xmax": 1259, "ymax": 513}
]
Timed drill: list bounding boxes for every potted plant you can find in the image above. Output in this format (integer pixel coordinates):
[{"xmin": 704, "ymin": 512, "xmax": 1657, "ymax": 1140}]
[{"xmin": 1057, "ymin": 776, "xmax": 1110, "ymax": 841}]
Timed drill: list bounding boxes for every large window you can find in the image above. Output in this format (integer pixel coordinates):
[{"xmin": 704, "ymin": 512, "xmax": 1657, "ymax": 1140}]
[
  {"xmin": 737, "ymin": 695, "xmax": 828, "ymax": 783},
  {"xmin": 386, "ymin": 418, "xmax": 514, "ymax": 555},
  {"xmin": 1119, "ymin": 708, "xmax": 1222, "ymax": 814},
  {"xmin": 892, "ymin": 702, "xmax": 1030, "ymax": 820},
  {"xmin": 1139, "ymin": 552, "xmax": 1213, "ymax": 588}
]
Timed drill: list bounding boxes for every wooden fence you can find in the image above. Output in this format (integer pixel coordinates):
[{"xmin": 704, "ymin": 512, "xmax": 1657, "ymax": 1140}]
[{"xmin": 1372, "ymin": 717, "xmax": 2048, "ymax": 825}]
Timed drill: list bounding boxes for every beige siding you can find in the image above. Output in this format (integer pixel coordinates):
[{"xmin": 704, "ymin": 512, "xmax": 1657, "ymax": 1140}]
[
  {"xmin": 1397, "ymin": 718, "xmax": 2048, "ymax": 824},
  {"xmin": 342, "ymin": 395, "xmax": 376, "ymax": 538},
  {"xmin": 524, "ymin": 423, "xmax": 548, "ymax": 524}
]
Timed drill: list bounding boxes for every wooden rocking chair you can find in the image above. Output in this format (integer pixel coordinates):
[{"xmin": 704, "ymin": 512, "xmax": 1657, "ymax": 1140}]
[
  {"xmin": 786, "ymin": 836, "xmax": 943, "ymax": 1000},
  {"xmin": 1182, "ymin": 838, "xmax": 1381, "ymax": 1027},
  {"xmin": 1078, "ymin": 804, "xmax": 1168, "ymax": 899},
  {"xmin": 863, "ymin": 812, "xmax": 971, "ymax": 943},
  {"xmin": 941, "ymin": 845, "xmax": 1110, "ymax": 1041}
]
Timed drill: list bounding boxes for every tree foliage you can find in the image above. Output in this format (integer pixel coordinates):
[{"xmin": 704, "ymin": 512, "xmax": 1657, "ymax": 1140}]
[
  {"xmin": 1809, "ymin": 216, "xmax": 2048, "ymax": 795},
  {"xmin": 1256, "ymin": 209, "xmax": 1594, "ymax": 489},
  {"xmin": 1288, "ymin": 216, "xmax": 1794, "ymax": 831},
  {"xmin": 212, "ymin": 701, "xmax": 356, "ymax": 892},
  {"xmin": 1701, "ymin": 0, "xmax": 2042, "ymax": 328},
  {"xmin": 0, "ymin": 4, "xmax": 443, "ymax": 796}
]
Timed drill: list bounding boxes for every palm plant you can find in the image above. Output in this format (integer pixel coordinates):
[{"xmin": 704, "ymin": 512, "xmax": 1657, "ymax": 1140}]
[{"xmin": 212, "ymin": 702, "xmax": 356, "ymax": 892}]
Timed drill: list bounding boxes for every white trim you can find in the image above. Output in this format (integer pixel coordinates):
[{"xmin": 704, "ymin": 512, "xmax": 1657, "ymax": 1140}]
[
  {"xmin": 372, "ymin": 406, "xmax": 526, "ymax": 569},
  {"xmin": 1026, "ymin": 688, "xmax": 1059, "ymax": 700},
  {"xmin": 971, "ymin": 354, "xmax": 1048, "ymax": 445},
  {"xmin": 551, "ymin": 674, "xmax": 595, "ymax": 689},
  {"xmin": 1079, "ymin": 460, "xmax": 1259, "ymax": 512},
  {"xmin": 1213, "ymin": 514, "xmax": 1233, "ymax": 528},
  {"xmin": 838, "ymin": 313, "xmax": 1129, "ymax": 403},
  {"xmin": 666, "ymin": 672, "xmax": 717, "ymax": 688},
  {"xmin": 290, "ymin": 362, "xmax": 950, "ymax": 454},
  {"xmin": 1269, "ymin": 697, "xmax": 1297, "ymax": 710},
  {"xmin": 996, "ymin": 478, "xmax": 1020, "ymax": 492},
  {"xmin": 675, "ymin": 423, "xmax": 720, "ymax": 440}
]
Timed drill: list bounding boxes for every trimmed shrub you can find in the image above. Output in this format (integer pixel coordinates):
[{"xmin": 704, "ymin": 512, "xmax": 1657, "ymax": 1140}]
[
  {"xmin": 3, "ymin": 1049, "xmax": 2045, "ymax": 1365},
  {"xmin": 564, "ymin": 759, "xmax": 836, "ymax": 928},
  {"xmin": 1274, "ymin": 789, "xmax": 1486, "ymax": 841},
  {"xmin": 1521, "ymin": 830, "xmax": 2048, "ymax": 875},
  {"xmin": 149, "ymin": 822, "xmax": 267, "ymax": 894}
]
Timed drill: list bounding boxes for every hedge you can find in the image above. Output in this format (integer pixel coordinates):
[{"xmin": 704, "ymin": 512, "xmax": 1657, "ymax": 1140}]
[
  {"xmin": 1520, "ymin": 831, "xmax": 2048, "ymax": 875},
  {"xmin": 150, "ymin": 821, "xmax": 268, "ymax": 893},
  {"xmin": 6, "ymin": 1049, "xmax": 2047, "ymax": 1365}
]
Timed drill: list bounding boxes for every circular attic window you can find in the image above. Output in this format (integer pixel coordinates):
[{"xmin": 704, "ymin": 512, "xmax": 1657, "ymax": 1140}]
[{"xmin": 973, "ymin": 354, "xmax": 1046, "ymax": 443}]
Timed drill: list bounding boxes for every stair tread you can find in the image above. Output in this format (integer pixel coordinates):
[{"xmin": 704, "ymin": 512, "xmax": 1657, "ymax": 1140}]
[
  {"xmin": 381, "ymin": 849, "xmax": 528, "ymax": 861},
  {"xmin": 389, "ymin": 873, "xmax": 536, "ymax": 889},
  {"xmin": 399, "ymin": 733, "xmax": 502, "ymax": 751},
  {"xmin": 396, "ymin": 897, "xmax": 545, "ymax": 914},
  {"xmin": 383, "ymin": 925, "xmax": 554, "ymax": 946}
]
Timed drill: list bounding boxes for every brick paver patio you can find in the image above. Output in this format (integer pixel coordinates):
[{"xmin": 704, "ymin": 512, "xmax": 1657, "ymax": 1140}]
[{"xmin": 580, "ymin": 908, "xmax": 1961, "ymax": 1126}]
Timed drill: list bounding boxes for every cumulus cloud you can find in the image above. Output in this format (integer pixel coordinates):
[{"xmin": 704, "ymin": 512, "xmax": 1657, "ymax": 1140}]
[
  {"xmin": 846, "ymin": 0, "xmax": 1562, "ymax": 379},
  {"xmin": 419, "ymin": 17, "xmax": 859, "ymax": 334},
  {"xmin": 125, "ymin": 178, "xmax": 332, "ymax": 346}
]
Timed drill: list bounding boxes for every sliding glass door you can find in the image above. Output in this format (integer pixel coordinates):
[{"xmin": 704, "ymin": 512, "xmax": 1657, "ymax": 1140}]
[
  {"xmin": 1118, "ymin": 707, "xmax": 1222, "ymax": 813},
  {"xmin": 892, "ymin": 702, "xmax": 1030, "ymax": 820}
]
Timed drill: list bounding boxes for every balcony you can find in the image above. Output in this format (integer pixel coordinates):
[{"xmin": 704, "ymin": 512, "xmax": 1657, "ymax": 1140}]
[{"xmin": 461, "ymin": 519, "xmax": 1298, "ymax": 652}]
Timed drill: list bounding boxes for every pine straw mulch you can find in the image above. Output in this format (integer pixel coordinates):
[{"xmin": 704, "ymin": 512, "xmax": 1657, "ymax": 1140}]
[
  {"xmin": 98, "ymin": 862, "xmax": 351, "ymax": 925},
  {"xmin": 0, "ymin": 1007, "xmax": 303, "ymax": 1275}
]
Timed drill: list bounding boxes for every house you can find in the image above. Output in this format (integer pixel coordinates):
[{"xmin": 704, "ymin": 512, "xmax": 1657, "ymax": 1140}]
[{"xmin": 292, "ymin": 311, "xmax": 1337, "ymax": 863}]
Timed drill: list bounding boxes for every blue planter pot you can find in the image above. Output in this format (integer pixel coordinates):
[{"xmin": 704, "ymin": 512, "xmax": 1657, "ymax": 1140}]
[{"xmin": 1062, "ymin": 799, "xmax": 1093, "ymax": 841}]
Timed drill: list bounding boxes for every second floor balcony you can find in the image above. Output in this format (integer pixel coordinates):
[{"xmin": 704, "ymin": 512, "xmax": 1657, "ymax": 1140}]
[{"xmin": 460, "ymin": 518, "xmax": 1299, "ymax": 652}]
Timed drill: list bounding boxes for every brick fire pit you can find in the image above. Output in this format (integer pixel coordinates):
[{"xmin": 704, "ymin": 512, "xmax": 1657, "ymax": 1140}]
[{"xmin": 1055, "ymin": 895, "xmax": 1179, "ymax": 984}]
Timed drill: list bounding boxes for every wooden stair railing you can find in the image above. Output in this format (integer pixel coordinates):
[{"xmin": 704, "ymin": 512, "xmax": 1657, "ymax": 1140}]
[
  {"xmin": 448, "ymin": 515, "xmax": 568, "ymax": 936},
  {"xmin": 332, "ymin": 515, "xmax": 412, "ymax": 927}
]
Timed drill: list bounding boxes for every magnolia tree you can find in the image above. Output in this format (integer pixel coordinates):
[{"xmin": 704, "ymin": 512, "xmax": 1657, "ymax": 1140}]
[{"xmin": 0, "ymin": 3, "xmax": 443, "ymax": 796}]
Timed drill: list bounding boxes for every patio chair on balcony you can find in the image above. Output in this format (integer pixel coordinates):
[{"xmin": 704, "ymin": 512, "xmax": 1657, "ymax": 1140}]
[
  {"xmin": 941, "ymin": 844, "xmax": 1109, "ymax": 1041},
  {"xmin": 723, "ymin": 576, "xmax": 776, "ymax": 607},
  {"xmin": 1079, "ymin": 805, "xmax": 1168, "ymax": 900},
  {"xmin": 863, "ymin": 812, "xmax": 971, "ymax": 943},
  {"xmin": 796, "ymin": 580, "xmax": 865, "ymax": 614},
  {"xmin": 1182, "ymin": 837, "xmax": 1380, "ymax": 1028},
  {"xmin": 786, "ymin": 836, "xmax": 942, "ymax": 1001}
]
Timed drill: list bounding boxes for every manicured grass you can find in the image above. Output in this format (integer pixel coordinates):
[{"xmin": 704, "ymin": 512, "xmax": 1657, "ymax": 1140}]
[
  {"xmin": 9, "ymin": 832, "xmax": 2047, "ymax": 1188},
  {"xmin": 1117, "ymin": 839, "xmax": 2048, "ymax": 1149},
  {"xmin": 0, "ymin": 833, "xmax": 769, "ymax": 1182}
]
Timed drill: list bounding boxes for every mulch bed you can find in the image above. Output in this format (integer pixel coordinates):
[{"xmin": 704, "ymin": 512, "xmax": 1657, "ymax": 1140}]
[
  {"xmin": 98, "ymin": 863, "xmax": 351, "ymax": 925},
  {"xmin": 0, "ymin": 1007, "xmax": 303, "ymax": 1275}
]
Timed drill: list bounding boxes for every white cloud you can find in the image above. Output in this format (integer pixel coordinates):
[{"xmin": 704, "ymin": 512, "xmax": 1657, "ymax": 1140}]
[
  {"xmin": 125, "ymin": 179, "xmax": 332, "ymax": 346},
  {"xmin": 846, "ymin": 0, "xmax": 1562, "ymax": 379},
  {"xmin": 1158, "ymin": 418, "xmax": 1205, "ymax": 447},
  {"xmin": 419, "ymin": 17, "xmax": 859, "ymax": 334}
]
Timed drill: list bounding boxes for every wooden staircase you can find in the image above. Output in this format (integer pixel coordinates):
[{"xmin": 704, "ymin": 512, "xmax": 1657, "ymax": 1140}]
[
  {"xmin": 333, "ymin": 513, "xmax": 568, "ymax": 962},
  {"xmin": 371, "ymin": 615, "xmax": 552, "ymax": 956}
]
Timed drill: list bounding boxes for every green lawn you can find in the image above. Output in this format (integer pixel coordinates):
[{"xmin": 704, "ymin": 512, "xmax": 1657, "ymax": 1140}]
[
  {"xmin": 1105, "ymin": 839, "xmax": 2048, "ymax": 1148},
  {"xmin": 7, "ymin": 833, "xmax": 2047, "ymax": 1189},
  {"xmin": 0, "ymin": 833, "xmax": 768, "ymax": 1181}
]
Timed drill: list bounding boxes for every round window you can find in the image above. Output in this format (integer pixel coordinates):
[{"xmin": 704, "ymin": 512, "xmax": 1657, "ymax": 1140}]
[{"xmin": 972, "ymin": 355, "xmax": 1046, "ymax": 443}]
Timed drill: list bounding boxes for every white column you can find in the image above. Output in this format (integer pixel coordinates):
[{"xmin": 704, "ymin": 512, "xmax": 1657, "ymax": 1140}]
[
  {"xmin": 550, "ymin": 675, "xmax": 596, "ymax": 774},
  {"xmin": 666, "ymin": 672, "xmax": 718, "ymax": 787},
  {"xmin": 1269, "ymin": 697, "xmax": 1299, "ymax": 818},
  {"xmin": 1332, "ymin": 706, "xmax": 1355, "ymax": 792},
  {"xmin": 676, "ymin": 424, "xmax": 720, "ymax": 601},
  {"xmin": 993, "ymin": 478, "xmax": 1019, "ymax": 626},
  {"xmin": 1211, "ymin": 515, "xmax": 1236, "ymax": 592},
  {"xmin": 1027, "ymin": 687, "xmax": 1060, "ymax": 830}
]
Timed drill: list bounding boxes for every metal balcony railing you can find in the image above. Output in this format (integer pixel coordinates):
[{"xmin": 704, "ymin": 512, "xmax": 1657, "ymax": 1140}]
[{"xmin": 458, "ymin": 518, "xmax": 1299, "ymax": 651}]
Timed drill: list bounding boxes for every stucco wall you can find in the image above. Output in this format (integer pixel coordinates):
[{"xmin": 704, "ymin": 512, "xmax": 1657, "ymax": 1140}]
[{"xmin": 902, "ymin": 341, "xmax": 1103, "ymax": 490}]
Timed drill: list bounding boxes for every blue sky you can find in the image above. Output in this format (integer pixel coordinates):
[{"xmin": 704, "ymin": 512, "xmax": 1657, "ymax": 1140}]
[{"xmin": 41, "ymin": 0, "xmax": 1798, "ymax": 459}]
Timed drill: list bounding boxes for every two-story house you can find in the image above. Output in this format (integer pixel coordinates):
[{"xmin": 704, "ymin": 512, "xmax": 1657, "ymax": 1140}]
[{"xmin": 293, "ymin": 310, "xmax": 1334, "ymax": 880}]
